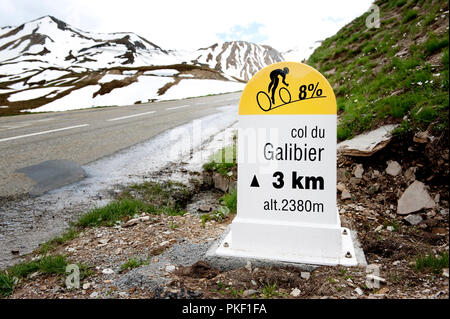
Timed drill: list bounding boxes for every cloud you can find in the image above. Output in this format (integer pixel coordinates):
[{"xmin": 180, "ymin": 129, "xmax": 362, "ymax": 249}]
[{"xmin": 0, "ymin": 0, "xmax": 375, "ymax": 53}]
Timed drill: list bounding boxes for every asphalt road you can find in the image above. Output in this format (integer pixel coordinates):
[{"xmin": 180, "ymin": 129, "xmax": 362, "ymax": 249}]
[{"xmin": 0, "ymin": 92, "xmax": 241, "ymax": 198}]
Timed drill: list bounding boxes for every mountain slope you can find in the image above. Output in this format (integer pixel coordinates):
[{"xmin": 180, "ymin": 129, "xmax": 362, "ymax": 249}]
[
  {"xmin": 307, "ymin": 0, "xmax": 449, "ymax": 142},
  {"xmin": 0, "ymin": 16, "xmax": 250, "ymax": 115},
  {"xmin": 188, "ymin": 41, "xmax": 284, "ymax": 81}
]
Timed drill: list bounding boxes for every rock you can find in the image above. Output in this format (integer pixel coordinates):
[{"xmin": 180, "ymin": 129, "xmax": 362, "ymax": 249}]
[
  {"xmin": 386, "ymin": 160, "xmax": 402, "ymax": 176},
  {"xmin": 123, "ymin": 218, "xmax": 140, "ymax": 227},
  {"xmin": 165, "ymin": 265, "xmax": 176, "ymax": 273},
  {"xmin": 443, "ymin": 268, "xmax": 449, "ymax": 278},
  {"xmin": 440, "ymin": 209, "xmax": 449, "ymax": 216},
  {"xmin": 337, "ymin": 124, "xmax": 399, "ymax": 156},
  {"xmin": 404, "ymin": 214, "xmax": 423, "ymax": 225},
  {"xmin": 353, "ymin": 164, "xmax": 364, "ymax": 179},
  {"xmin": 118, "ymin": 291, "xmax": 129, "ymax": 297},
  {"xmin": 90, "ymin": 291, "xmax": 99, "ymax": 298},
  {"xmin": 375, "ymin": 225, "xmax": 383, "ymax": 232},
  {"xmin": 393, "ymin": 261, "xmax": 401, "ymax": 266},
  {"xmin": 198, "ymin": 204, "xmax": 212, "ymax": 212},
  {"xmin": 290, "ymin": 288, "xmax": 301, "ymax": 297},
  {"xmin": 366, "ymin": 274, "xmax": 386, "ymax": 285},
  {"xmin": 114, "ymin": 248, "xmax": 122, "ymax": 255},
  {"xmin": 354, "ymin": 287, "xmax": 363, "ymax": 296},
  {"xmin": 386, "ymin": 226, "xmax": 394, "ymax": 232},
  {"xmin": 245, "ymin": 261, "xmax": 252, "ymax": 272},
  {"xmin": 404, "ymin": 167, "xmax": 417, "ymax": 182},
  {"xmin": 213, "ymin": 172, "xmax": 230, "ymax": 192},
  {"xmin": 337, "ymin": 182, "xmax": 346, "ymax": 192},
  {"xmin": 82, "ymin": 283, "xmax": 91, "ymax": 290},
  {"xmin": 98, "ymin": 238, "xmax": 109, "ymax": 245},
  {"xmin": 251, "ymin": 280, "xmax": 257, "ymax": 286},
  {"xmin": 341, "ymin": 189, "xmax": 352, "ymax": 200},
  {"xmin": 300, "ymin": 272, "xmax": 311, "ymax": 280},
  {"xmin": 102, "ymin": 268, "xmax": 114, "ymax": 275},
  {"xmin": 413, "ymin": 131, "xmax": 430, "ymax": 144},
  {"xmin": 243, "ymin": 289, "xmax": 259, "ymax": 297},
  {"xmin": 397, "ymin": 181, "xmax": 436, "ymax": 215},
  {"xmin": 139, "ymin": 216, "xmax": 150, "ymax": 222}
]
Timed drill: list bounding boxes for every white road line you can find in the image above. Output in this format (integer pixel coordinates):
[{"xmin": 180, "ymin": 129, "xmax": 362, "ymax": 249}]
[
  {"xmin": 165, "ymin": 105, "xmax": 190, "ymax": 111},
  {"xmin": 0, "ymin": 124, "xmax": 89, "ymax": 143},
  {"xmin": 107, "ymin": 111, "xmax": 156, "ymax": 122}
]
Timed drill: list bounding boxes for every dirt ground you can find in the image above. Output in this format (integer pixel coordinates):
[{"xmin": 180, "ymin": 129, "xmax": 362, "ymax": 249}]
[{"xmin": 5, "ymin": 132, "xmax": 449, "ymax": 299}]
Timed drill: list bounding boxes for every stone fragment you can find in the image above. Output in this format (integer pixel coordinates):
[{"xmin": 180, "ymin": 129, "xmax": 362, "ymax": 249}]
[
  {"xmin": 243, "ymin": 289, "xmax": 259, "ymax": 297},
  {"xmin": 404, "ymin": 214, "xmax": 423, "ymax": 225},
  {"xmin": 353, "ymin": 164, "xmax": 364, "ymax": 179},
  {"xmin": 300, "ymin": 272, "xmax": 311, "ymax": 280},
  {"xmin": 413, "ymin": 131, "xmax": 430, "ymax": 144},
  {"xmin": 397, "ymin": 181, "xmax": 435, "ymax": 215},
  {"xmin": 386, "ymin": 160, "xmax": 402, "ymax": 177},
  {"xmin": 290, "ymin": 288, "xmax": 301, "ymax": 297},
  {"xmin": 354, "ymin": 287, "xmax": 363, "ymax": 296},
  {"xmin": 404, "ymin": 167, "xmax": 417, "ymax": 182},
  {"xmin": 341, "ymin": 189, "xmax": 352, "ymax": 200}
]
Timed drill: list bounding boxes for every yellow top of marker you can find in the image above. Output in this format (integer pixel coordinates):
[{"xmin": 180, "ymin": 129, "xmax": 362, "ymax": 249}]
[{"xmin": 239, "ymin": 61, "xmax": 336, "ymax": 115}]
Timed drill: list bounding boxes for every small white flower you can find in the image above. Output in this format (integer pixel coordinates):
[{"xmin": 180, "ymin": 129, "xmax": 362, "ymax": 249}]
[
  {"xmin": 354, "ymin": 99, "xmax": 358, "ymax": 103},
  {"xmin": 417, "ymin": 81, "xmax": 423, "ymax": 86}
]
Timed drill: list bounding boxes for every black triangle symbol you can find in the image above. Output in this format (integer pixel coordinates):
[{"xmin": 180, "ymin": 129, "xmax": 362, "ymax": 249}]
[{"xmin": 250, "ymin": 175, "xmax": 260, "ymax": 187}]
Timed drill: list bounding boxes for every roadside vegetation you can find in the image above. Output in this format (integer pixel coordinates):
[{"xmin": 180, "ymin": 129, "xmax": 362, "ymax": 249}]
[
  {"xmin": 308, "ymin": 0, "xmax": 449, "ymax": 141},
  {"xmin": 0, "ymin": 180, "xmax": 193, "ymax": 297}
]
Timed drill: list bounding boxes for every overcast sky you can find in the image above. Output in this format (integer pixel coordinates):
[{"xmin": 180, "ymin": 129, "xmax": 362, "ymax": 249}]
[{"xmin": 0, "ymin": 0, "xmax": 374, "ymax": 53}]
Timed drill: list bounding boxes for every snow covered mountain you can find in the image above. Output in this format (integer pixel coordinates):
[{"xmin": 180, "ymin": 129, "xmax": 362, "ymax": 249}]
[
  {"xmin": 282, "ymin": 41, "xmax": 323, "ymax": 63},
  {"xmin": 0, "ymin": 16, "xmax": 285, "ymax": 115},
  {"xmin": 188, "ymin": 41, "xmax": 284, "ymax": 82}
]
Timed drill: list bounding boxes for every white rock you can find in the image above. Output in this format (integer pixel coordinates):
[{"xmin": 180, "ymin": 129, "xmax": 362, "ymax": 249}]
[
  {"xmin": 354, "ymin": 164, "xmax": 364, "ymax": 179},
  {"xmin": 165, "ymin": 265, "xmax": 176, "ymax": 273},
  {"xmin": 397, "ymin": 181, "xmax": 436, "ymax": 215},
  {"xmin": 404, "ymin": 214, "xmax": 423, "ymax": 226},
  {"xmin": 290, "ymin": 288, "xmax": 301, "ymax": 297},
  {"xmin": 337, "ymin": 125, "xmax": 399, "ymax": 156},
  {"xmin": 118, "ymin": 291, "xmax": 129, "ymax": 297},
  {"xmin": 90, "ymin": 291, "xmax": 99, "ymax": 298},
  {"xmin": 341, "ymin": 189, "xmax": 352, "ymax": 200},
  {"xmin": 245, "ymin": 261, "xmax": 252, "ymax": 272},
  {"xmin": 243, "ymin": 289, "xmax": 259, "ymax": 297},
  {"xmin": 375, "ymin": 225, "xmax": 383, "ymax": 232},
  {"xmin": 443, "ymin": 268, "xmax": 449, "ymax": 278},
  {"xmin": 82, "ymin": 282, "xmax": 91, "ymax": 290},
  {"xmin": 355, "ymin": 287, "xmax": 364, "ymax": 296},
  {"xmin": 251, "ymin": 280, "xmax": 257, "ymax": 286},
  {"xmin": 386, "ymin": 226, "xmax": 395, "ymax": 232},
  {"xmin": 98, "ymin": 238, "xmax": 109, "ymax": 245},
  {"xmin": 102, "ymin": 268, "xmax": 114, "ymax": 275},
  {"xmin": 386, "ymin": 160, "xmax": 402, "ymax": 176},
  {"xmin": 300, "ymin": 272, "xmax": 311, "ymax": 280}
]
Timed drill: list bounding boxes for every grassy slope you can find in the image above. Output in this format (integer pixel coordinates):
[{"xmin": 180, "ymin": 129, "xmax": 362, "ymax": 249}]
[{"xmin": 307, "ymin": 0, "xmax": 449, "ymax": 141}]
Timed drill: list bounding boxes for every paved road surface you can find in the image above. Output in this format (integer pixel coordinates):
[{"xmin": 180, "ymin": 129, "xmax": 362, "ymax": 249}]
[{"xmin": 0, "ymin": 92, "xmax": 241, "ymax": 198}]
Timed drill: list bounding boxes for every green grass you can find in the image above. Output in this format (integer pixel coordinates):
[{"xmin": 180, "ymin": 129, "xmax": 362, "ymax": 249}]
[
  {"xmin": 76, "ymin": 199, "xmax": 154, "ymax": 228},
  {"xmin": 307, "ymin": 0, "xmax": 449, "ymax": 141},
  {"xmin": 0, "ymin": 272, "xmax": 15, "ymax": 297},
  {"xmin": 120, "ymin": 257, "xmax": 149, "ymax": 271},
  {"xmin": 38, "ymin": 228, "xmax": 80, "ymax": 254},
  {"xmin": 414, "ymin": 252, "xmax": 449, "ymax": 274},
  {"xmin": 260, "ymin": 282, "xmax": 280, "ymax": 298},
  {"xmin": 203, "ymin": 144, "xmax": 236, "ymax": 176},
  {"xmin": 219, "ymin": 188, "xmax": 237, "ymax": 214}
]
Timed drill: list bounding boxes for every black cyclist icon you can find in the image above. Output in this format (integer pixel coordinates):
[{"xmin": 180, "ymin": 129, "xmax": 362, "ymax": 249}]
[
  {"xmin": 257, "ymin": 67, "xmax": 291, "ymax": 111},
  {"xmin": 268, "ymin": 67, "xmax": 289, "ymax": 104}
]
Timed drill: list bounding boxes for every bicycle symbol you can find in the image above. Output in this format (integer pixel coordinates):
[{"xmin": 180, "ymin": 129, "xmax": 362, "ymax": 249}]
[{"xmin": 256, "ymin": 87, "xmax": 291, "ymax": 112}]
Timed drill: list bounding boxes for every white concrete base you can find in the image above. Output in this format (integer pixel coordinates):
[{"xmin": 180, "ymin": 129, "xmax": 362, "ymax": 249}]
[{"xmin": 214, "ymin": 226, "xmax": 358, "ymax": 267}]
